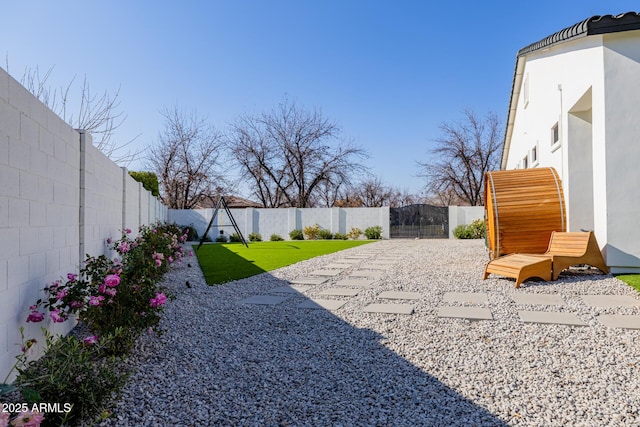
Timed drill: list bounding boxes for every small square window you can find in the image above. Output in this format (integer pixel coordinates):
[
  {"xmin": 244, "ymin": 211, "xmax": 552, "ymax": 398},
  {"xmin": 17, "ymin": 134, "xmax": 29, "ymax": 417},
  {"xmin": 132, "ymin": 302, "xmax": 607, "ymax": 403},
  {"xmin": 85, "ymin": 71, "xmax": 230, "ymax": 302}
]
[
  {"xmin": 531, "ymin": 145, "xmax": 538, "ymax": 163},
  {"xmin": 551, "ymin": 122, "xmax": 559, "ymax": 145},
  {"xmin": 522, "ymin": 155, "xmax": 529, "ymax": 169}
]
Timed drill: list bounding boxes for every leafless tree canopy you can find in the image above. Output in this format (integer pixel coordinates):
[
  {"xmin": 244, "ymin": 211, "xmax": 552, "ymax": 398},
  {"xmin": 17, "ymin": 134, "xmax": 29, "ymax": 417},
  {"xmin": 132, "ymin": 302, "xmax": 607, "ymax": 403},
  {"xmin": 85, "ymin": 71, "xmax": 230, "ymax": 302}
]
[
  {"xmin": 147, "ymin": 106, "xmax": 226, "ymax": 209},
  {"xmin": 418, "ymin": 109, "xmax": 503, "ymax": 206},
  {"xmin": 12, "ymin": 64, "xmax": 141, "ymax": 165},
  {"xmin": 227, "ymin": 99, "xmax": 368, "ymax": 207}
]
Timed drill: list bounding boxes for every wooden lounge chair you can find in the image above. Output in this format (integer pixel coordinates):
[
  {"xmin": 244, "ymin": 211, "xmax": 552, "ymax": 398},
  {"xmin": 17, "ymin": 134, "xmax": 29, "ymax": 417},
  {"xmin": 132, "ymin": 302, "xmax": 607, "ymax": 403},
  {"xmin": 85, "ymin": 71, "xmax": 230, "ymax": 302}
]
[
  {"xmin": 483, "ymin": 254, "xmax": 552, "ymax": 288},
  {"xmin": 530, "ymin": 231, "xmax": 609, "ymax": 280},
  {"xmin": 483, "ymin": 231, "xmax": 608, "ymax": 287}
]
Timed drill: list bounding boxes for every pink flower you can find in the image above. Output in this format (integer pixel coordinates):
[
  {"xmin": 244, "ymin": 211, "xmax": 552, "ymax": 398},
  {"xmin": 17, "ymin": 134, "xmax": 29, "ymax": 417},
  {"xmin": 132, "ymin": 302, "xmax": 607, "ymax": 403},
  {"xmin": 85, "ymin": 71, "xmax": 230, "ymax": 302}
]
[
  {"xmin": 118, "ymin": 242, "xmax": 131, "ymax": 253},
  {"xmin": 67, "ymin": 273, "xmax": 77, "ymax": 282},
  {"xmin": 125, "ymin": 228, "xmax": 132, "ymax": 234},
  {"xmin": 98, "ymin": 283, "xmax": 107, "ymax": 294},
  {"xmin": 56, "ymin": 289, "xmax": 68, "ymax": 300},
  {"xmin": 71, "ymin": 301, "xmax": 84, "ymax": 309},
  {"xmin": 104, "ymin": 274, "xmax": 121, "ymax": 288},
  {"xmin": 0, "ymin": 410, "xmax": 8, "ymax": 427},
  {"xmin": 103, "ymin": 287, "xmax": 117, "ymax": 297},
  {"xmin": 155, "ymin": 259, "xmax": 162, "ymax": 267},
  {"xmin": 149, "ymin": 292, "xmax": 167, "ymax": 308},
  {"xmin": 9, "ymin": 410, "xmax": 45, "ymax": 426},
  {"xmin": 50, "ymin": 308, "xmax": 66, "ymax": 323},
  {"xmin": 26, "ymin": 309, "xmax": 44, "ymax": 323},
  {"xmin": 89, "ymin": 295, "xmax": 105, "ymax": 306},
  {"xmin": 83, "ymin": 335, "xmax": 98, "ymax": 345},
  {"xmin": 106, "ymin": 237, "xmax": 112, "ymax": 244},
  {"xmin": 168, "ymin": 256, "xmax": 173, "ymax": 263}
]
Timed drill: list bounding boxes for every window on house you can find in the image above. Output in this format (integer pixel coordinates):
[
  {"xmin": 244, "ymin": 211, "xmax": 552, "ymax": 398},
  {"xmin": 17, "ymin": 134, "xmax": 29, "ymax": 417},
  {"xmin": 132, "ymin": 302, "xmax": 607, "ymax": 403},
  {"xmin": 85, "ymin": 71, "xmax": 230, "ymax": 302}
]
[
  {"xmin": 522, "ymin": 155, "xmax": 529, "ymax": 169},
  {"xmin": 531, "ymin": 144, "xmax": 538, "ymax": 165},
  {"xmin": 551, "ymin": 122, "xmax": 559, "ymax": 146}
]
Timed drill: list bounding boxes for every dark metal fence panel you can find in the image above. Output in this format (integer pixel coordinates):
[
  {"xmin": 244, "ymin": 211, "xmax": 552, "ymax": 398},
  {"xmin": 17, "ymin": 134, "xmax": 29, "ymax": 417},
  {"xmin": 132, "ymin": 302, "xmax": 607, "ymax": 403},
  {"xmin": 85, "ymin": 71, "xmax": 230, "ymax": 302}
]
[{"xmin": 390, "ymin": 204, "xmax": 449, "ymax": 239}]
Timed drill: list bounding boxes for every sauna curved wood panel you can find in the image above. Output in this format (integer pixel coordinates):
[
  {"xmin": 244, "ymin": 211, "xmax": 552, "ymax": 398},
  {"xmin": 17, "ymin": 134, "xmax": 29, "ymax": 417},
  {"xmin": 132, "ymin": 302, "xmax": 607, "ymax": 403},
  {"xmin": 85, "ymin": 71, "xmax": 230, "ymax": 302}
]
[{"xmin": 484, "ymin": 168, "xmax": 566, "ymax": 259}]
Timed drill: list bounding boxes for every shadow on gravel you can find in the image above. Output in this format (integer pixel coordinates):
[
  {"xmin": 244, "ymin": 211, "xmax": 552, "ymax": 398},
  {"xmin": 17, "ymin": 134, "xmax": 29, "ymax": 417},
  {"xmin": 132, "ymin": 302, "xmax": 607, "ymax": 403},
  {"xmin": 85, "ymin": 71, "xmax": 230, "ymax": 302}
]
[{"xmin": 193, "ymin": 281, "xmax": 509, "ymax": 426}]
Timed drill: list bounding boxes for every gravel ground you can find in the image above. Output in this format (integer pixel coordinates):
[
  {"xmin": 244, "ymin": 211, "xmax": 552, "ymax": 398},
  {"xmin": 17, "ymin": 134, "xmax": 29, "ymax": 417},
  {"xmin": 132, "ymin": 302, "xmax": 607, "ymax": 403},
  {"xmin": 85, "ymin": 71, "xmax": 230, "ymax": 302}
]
[{"xmin": 96, "ymin": 239, "xmax": 640, "ymax": 427}]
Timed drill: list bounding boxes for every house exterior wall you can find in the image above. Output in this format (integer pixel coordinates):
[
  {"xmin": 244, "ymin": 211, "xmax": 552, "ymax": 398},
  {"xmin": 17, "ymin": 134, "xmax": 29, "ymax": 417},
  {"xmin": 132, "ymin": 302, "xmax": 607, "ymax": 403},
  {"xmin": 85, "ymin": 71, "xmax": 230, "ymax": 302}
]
[
  {"xmin": 600, "ymin": 31, "xmax": 640, "ymax": 272},
  {"xmin": 504, "ymin": 30, "xmax": 640, "ymax": 273},
  {"xmin": 0, "ymin": 67, "xmax": 167, "ymax": 382}
]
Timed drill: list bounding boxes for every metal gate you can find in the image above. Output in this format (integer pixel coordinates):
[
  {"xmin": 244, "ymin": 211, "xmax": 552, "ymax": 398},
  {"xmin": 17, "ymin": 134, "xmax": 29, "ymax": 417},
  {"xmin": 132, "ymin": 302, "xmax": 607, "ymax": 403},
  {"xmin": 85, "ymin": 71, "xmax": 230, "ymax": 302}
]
[{"xmin": 390, "ymin": 204, "xmax": 448, "ymax": 239}]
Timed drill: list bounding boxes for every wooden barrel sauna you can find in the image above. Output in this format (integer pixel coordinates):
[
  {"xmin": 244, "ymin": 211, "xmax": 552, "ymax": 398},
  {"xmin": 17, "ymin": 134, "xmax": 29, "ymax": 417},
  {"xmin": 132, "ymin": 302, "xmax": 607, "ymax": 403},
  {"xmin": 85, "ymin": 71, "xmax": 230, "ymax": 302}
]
[{"xmin": 484, "ymin": 167, "xmax": 566, "ymax": 259}]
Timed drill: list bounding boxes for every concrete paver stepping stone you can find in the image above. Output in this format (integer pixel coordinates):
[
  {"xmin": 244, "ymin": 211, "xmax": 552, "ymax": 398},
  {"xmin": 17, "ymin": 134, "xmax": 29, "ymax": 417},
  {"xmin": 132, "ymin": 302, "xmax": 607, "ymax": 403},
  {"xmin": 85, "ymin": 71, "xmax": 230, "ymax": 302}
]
[
  {"xmin": 359, "ymin": 264, "xmax": 389, "ymax": 270},
  {"xmin": 269, "ymin": 285, "xmax": 314, "ymax": 294},
  {"xmin": 518, "ymin": 310, "xmax": 587, "ymax": 326},
  {"xmin": 318, "ymin": 287, "xmax": 360, "ymax": 297},
  {"xmin": 309, "ymin": 269, "xmax": 343, "ymax": 277},
  {"xmin": 511, "ymin": 293, "xmax": 565, "ymax": 306},
  {"xmin": 240, "ymin": 295, "xmax": 290, "ymax": 305},
  {"xmin": 349, "ymin": 270, "xmax": 384, "ymax": 278},
  {"xmin": 363, "ymin": 303, "xmax": 414, "ymax": 315},
  {"xmin": 442, "ymin": 292, "xmax": 488, "ymax": 304},
  {"xmin": 290, "ymin": 277, "xmax": 328, "ymax": 285},
  {"xmin": 597, "ymin": 314, "xmax": 640, "ymax": 329},
  {"xmin": 298, "ymin": 299, "xmax": 347, "ymax": 311},
  {"xmin": 438, "ymin": 306, "xmax": 493, "ymax": 320},
  {"xmin": 581, "ymin": 295, "xmax": 640, "ymax": 308},
  {"xmin": 378, "ymin": 291, "xmax": 420, "ymax": 300},
  {"xmin": 323, "ymin": 263, "xmax": 355, "ymax": 269},
  {"xmin": 334, "ymin": 279, "xmax": 375, "ymax": 287}
]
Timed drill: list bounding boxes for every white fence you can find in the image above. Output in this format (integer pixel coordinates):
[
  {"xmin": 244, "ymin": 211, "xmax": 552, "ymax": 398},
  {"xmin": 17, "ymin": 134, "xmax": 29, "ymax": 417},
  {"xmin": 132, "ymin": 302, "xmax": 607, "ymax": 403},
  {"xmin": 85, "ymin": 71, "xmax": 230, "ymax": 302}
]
[
  {"xmin": 169, "ymin": 207, "xmax": 392, "ymax": 240},
  {"xmin": 168, "ymin": 205, "xmax": 484, "ymax": 242},
  {"xmin": 0, "ymin": 67, "xmax": 167, "ymax": 381}
]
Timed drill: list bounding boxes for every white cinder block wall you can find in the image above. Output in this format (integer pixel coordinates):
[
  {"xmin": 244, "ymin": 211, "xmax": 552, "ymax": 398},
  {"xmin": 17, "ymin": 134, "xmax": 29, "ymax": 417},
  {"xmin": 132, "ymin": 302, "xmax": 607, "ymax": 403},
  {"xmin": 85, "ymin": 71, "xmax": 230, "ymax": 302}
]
[
  {"xmin": 0, "ymin": 67, "xmax": 167, "ymax": 382},
  {"xmin": 169, "ymin": 207, "xmax": 392, "ymax": 241}
]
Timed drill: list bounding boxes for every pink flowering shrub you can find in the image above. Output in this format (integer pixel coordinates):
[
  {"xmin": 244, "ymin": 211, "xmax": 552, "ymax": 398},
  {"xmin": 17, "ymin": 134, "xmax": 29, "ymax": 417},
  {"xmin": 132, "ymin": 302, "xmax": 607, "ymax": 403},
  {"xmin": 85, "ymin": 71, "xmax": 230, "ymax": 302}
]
[{"xmin": 26, "ymin": 222, "xmax": 186, "ymax": 354}]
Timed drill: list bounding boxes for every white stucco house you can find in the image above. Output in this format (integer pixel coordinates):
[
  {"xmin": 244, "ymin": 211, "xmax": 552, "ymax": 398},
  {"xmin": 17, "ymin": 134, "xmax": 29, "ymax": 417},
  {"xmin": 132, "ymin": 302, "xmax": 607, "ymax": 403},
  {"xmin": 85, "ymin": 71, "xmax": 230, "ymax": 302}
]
[{"xmin": 502, "ymin": 12, "xmax": 640, "ymax": 274}]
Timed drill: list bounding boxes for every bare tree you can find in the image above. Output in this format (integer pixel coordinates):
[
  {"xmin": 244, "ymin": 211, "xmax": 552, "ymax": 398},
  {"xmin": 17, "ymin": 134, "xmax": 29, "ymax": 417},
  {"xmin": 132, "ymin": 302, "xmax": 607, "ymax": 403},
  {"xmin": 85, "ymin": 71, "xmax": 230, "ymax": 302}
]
[
  {"xmin": 417, "ymin": 109, "xmax": 502, "ymax": 206},
  {"xmin": 388, "ymin": 187, "xmax": 418, "ymax": 208},
  {"xmin": 351, "ymin": 177, "xmax": 394, "ymax": 207},
  {"xmin": 10, "ymin": 63, "xmax": 141, "ymax": 164},
  {"xmin": 228, "ymin": 98, "xmax": 368, "ymax": 207},
  {"xmin": 147, "ymin": 106, "xmax": 226, "ymax": 209}
]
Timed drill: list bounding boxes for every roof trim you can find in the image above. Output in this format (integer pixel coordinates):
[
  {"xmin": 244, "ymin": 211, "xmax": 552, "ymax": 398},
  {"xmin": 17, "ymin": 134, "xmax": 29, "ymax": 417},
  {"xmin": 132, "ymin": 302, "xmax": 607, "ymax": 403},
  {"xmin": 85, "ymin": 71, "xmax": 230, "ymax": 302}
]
[
  {"xmin": 501, "ymin": 12, "xmax": 640, "ymax": 169},
  {"xmin": 518, "ymin": 12, "xmax": 640, "ymax": 57}
]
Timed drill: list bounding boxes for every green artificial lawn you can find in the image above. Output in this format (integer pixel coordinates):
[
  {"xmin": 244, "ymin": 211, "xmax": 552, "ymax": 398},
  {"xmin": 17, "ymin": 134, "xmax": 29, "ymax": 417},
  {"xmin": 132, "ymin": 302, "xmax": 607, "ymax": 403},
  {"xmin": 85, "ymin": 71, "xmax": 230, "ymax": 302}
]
[
  {"xmin": 194, "ymin": 240, "xmax": 373, "ymax": 285},
  {"xmin": 616, "ymin": 274, "xmax": 640, "ymax": 294}
]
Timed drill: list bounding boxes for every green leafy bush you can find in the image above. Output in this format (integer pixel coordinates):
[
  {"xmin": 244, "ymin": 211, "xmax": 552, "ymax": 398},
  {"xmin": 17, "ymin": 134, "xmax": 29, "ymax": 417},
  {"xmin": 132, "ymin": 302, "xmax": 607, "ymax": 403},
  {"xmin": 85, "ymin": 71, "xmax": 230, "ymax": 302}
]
[
  {"xmin": 453, "ymin": 219, "xmax": 486, "ymax": 239},
  {"xmin": 289, "ymin": 229, "xmax": 304, "ymax": 240},
  {"xmin": 347, "ymin": 227, "xmax": 362, "ymax": 240},
  {"xmin": 248, "ymin": 232, "xmax": 262, "ymax": 242},
  {"xmin": 333, "ymin": 232, "xmax": 347, "ymax": 240},
  {"xmin": 229, "ymin": 233, "xmax": 242, "ymax": 243},
  {"xmin": 180, "ymin": 224, "xmax": 199, "ymax": 241},
  {"xmin": 128, "ymin": 171, "xmax": 160, "ymax": 197},
  {"xmin": 303, "ymin": 224, "xmax": 321, "ymax": 240},
  {"xmin": 270, "ymin": 234, "xmax": 284, "ymax": 241},
  {"xmin": 15, "ymin": 328, "xmax": 128, "ymax": 426},
  {"xmin": 318, "ymin": 229, "xmax": 333, "ymax": 240},
  {"xmin": 215, "ymin": 234, "xmax": 228, "ymax": 243},
  {"xmin": 364, "ymin": 225, "xmax": 383, "ymax": 239}
]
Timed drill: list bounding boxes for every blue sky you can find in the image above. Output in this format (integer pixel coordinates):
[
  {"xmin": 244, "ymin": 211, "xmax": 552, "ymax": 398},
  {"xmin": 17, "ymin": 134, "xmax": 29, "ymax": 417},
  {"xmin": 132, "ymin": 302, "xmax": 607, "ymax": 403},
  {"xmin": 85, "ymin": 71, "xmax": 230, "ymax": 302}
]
[{"xmin": 2, "ymin": 1, "xmax": 638, "ymax": 197}]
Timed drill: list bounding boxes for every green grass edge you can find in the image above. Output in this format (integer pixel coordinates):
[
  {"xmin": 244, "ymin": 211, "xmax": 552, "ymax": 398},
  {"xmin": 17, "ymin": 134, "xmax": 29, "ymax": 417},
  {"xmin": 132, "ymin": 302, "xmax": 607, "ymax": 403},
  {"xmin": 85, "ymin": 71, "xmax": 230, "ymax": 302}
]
[{"xmin": 616, "ymin": 274, "xmax": 640, "ymax": 294}]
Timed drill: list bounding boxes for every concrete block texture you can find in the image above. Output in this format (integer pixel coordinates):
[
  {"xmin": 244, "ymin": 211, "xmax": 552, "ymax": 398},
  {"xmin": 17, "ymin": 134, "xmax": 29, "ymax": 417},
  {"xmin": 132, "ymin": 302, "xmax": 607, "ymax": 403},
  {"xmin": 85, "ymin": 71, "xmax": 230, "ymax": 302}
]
[{"xmin": 0, "ymin": 67, "xmax": 167, "ymax": 382}]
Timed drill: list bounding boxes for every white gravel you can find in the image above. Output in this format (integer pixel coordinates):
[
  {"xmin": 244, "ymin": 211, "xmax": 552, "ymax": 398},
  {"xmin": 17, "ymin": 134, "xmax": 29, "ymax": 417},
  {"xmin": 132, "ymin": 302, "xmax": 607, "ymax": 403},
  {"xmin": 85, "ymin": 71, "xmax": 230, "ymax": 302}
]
[{"xmin": 96, "ymin": 239, "xmax": 640, "ymax": 426}]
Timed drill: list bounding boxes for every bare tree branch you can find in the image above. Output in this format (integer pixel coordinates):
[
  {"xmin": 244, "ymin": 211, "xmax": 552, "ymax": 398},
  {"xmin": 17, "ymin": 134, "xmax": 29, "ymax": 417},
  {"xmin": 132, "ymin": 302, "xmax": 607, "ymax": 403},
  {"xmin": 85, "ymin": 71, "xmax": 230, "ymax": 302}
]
[{"xmin": 417, "ymin": 109, "xmax": 503, "ymax": 206}]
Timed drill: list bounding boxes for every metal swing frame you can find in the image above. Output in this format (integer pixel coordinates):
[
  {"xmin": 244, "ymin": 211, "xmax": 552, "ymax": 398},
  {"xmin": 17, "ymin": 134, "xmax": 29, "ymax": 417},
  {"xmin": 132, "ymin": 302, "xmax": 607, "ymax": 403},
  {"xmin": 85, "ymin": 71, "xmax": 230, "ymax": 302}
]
[{"xmin": 197, "ymin": 196, "xmax": 248, "ymax": 249}]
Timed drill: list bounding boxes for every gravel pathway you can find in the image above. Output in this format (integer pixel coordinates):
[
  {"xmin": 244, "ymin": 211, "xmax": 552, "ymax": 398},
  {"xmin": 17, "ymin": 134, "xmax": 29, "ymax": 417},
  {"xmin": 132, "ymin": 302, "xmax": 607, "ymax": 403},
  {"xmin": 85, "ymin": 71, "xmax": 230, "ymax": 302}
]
[{"xmin": 97, "ymin": 239, "xmax": 640, "ymax": 426}]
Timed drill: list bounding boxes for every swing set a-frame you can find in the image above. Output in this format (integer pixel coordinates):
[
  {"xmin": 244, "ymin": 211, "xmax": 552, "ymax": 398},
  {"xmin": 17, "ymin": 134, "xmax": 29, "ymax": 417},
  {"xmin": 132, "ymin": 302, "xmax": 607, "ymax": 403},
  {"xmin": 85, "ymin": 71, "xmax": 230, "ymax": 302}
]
[{"xmin": 197, "ymin": 196, "xmax": 248, "ymax": 250}]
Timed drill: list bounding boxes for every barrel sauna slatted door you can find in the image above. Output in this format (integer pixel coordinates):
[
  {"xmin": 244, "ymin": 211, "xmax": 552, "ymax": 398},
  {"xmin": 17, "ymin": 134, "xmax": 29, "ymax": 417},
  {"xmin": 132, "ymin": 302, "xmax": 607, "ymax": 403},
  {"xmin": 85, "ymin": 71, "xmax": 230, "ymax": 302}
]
[{"xmin": 484, "ymin": 168, "xmax": 566, "ymax": 259}]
